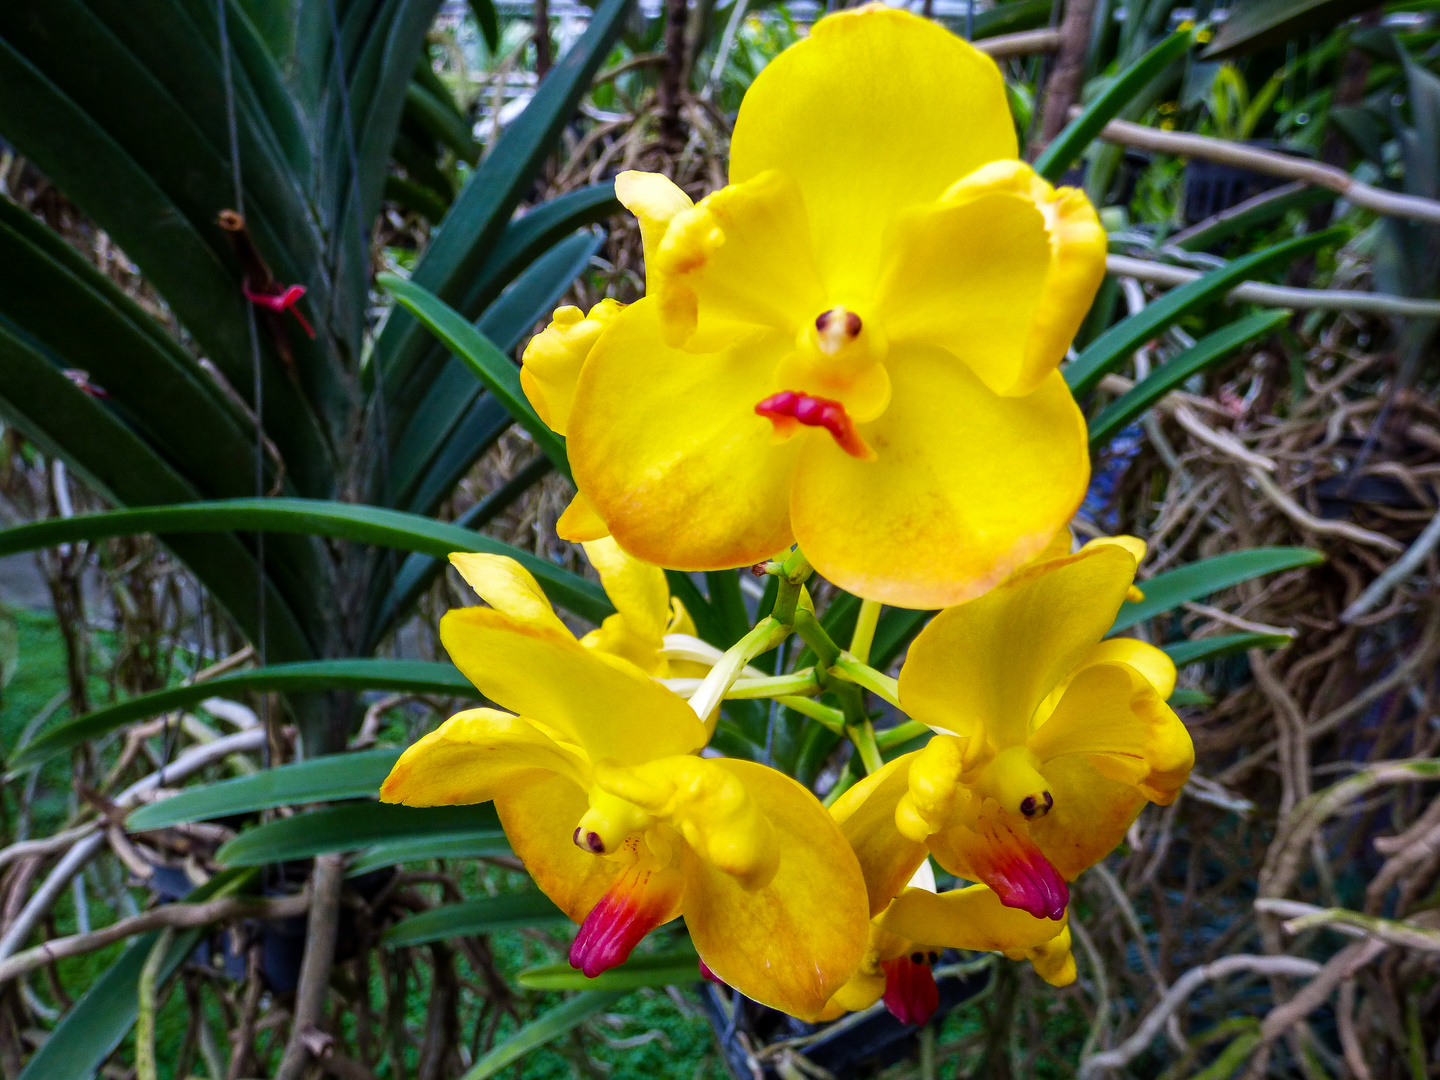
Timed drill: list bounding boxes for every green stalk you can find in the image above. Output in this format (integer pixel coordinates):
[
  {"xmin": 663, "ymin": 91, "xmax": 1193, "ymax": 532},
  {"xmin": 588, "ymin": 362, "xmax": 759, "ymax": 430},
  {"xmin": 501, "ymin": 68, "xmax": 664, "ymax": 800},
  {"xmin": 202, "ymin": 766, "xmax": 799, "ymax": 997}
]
[
  {"xmin": 135, "ymin": 927, "xmax": 175, "ymax": 1080},
  {"xmin": 771, "ymin": 547, "xmax": 814, "ymax": 625},
  {"xmin": 875, "ymin": 720, "xmax": 930, "ymax": 752},
  {"xmin": 687, "ymin": 617, "xmax": 790, "ymax": 721},
  {"xmin": 793, "ymin": 609, "xmax": 842, "ymax": 668},
  {"xmin": 777, "ymin": 695, "xmax": 846, "ymax": 734},
  {"xmin": 726, "ymin": 669, "xmax": 822, "ymax": 699},
  {"xmin": 831, "ymin": 656, "xmax": 901, "ymax": 708},
  {"xmin": 849, "ymin": 599, "xmax": 882, "ymax": 665}
]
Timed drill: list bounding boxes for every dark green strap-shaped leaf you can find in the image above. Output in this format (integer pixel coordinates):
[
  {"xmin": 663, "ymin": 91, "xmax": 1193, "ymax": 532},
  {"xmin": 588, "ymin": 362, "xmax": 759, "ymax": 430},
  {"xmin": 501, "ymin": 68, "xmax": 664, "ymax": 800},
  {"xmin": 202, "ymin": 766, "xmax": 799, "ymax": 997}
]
[
  {"xmin": 1110, "ymin": 548, "xmax": 1324, "ymax": 634},
  {"xmin": 0, "ymin": 498, "xmax": 610, "ymax": 623},
  {"xmin": 1088, "ymin": 310, "xmax": 1290, "ymax": 446},
  {"xmin": 15, "ymin": 867, "xmax": 256, "ymax": 1080},
  {"xmin": 405, "ymin": 81, "xmax": 479, "ymax": 163},
  {"xmin": 347, "ymin": 833, "xmax": 513, "ymax": 876},
  {"xmin": 518, "ymin": 950, "xmax": 701, "ymax": 991},
  {"xmin": 386, "ymin": 174, "xmax": 451, "ymax": 224},
  {"xmin": 462, "ymin": 992, "xmax": 627, "ymax": 1080},
  {"xmin": 971, "ymin": 0, "xmax": 1052, "ymax": 37},
  {"xmin": 15, "ymin": 661, "xmax": 469, "ymax": 774},
  {"xmin": 125, "ymin": 745, "xmax": 407, "ymax": 829},
  {"xmin": 217, "ymin": 802, "xmax": 502, "ymax": 866},
  {"xmin": 1163, "ymin": 631, "xmax": 1293, "ymax": 666},
  {"xmin": 1174, "ymin": 183, "xmax": 1335, "ymax": 252},
  {"xmin": 1066, "ymin": 230, "xmax": 1339, "ymax": 398},
  {"xmin": 384, "ymin": 892, "xmax": 568, "ymax": 946},
  {"xmin": 379, "ymin": 274, "xmax": 572, "ymax": 480},
  {"xmin": 1203, "ymin": 0, "xmax": 1374, "ymax": 58},
  {"xmin": 1034, "ymin": 28, "xmax": 1193, "ymax": 183},
  {"xmin": 377, "ymin": 0, "xmax": 631, "ymax": 401},
  {"xmin": 468, "ymin": 0, "xmax": 501, "ymax": 51}
]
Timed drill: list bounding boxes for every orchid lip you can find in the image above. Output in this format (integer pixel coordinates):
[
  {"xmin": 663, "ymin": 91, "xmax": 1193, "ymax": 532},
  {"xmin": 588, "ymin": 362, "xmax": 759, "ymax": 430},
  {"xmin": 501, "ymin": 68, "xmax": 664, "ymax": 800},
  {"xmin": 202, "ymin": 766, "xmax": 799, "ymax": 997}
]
[
  {"xmin": 755, "ymin": 390, "xmax": 875, "ymax": 460},
  {"xmin": 881, "ymin": 954, "xmax": 940, "ymax": 1027}
]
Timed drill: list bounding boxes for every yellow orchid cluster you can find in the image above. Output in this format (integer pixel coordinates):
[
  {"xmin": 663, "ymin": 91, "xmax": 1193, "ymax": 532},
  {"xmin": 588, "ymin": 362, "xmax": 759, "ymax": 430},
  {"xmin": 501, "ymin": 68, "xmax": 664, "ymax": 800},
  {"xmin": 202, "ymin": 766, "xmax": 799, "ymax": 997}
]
[{"xmin": 382, "ymin": 3, "xmax": 1195, "ymax": 1028}]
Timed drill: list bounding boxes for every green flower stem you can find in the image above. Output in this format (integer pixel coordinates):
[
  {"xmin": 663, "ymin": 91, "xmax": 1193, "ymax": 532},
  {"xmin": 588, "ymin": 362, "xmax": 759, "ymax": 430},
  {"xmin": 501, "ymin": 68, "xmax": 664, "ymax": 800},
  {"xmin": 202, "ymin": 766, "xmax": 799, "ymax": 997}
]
[
  {"xmin": 136, "ymin": 927, "xmax": 175, "ymax": 1080},
  {"xmin": 831, "ymin": 656, "xmax": 901, "ymax": 708},
  {"xmin": 688, "ymin": 617, "xmax": 790, "ymax": 721},
  {"xmin": 850, "ymin": 599, "xmax": 882, "ymax": 665},
  {"xmin": 725, "ymin": 670, "xmax": 822, "ymax": 699},
  {"xmin": 822, "ymin": 764, "xmax": 861, "ymax": 807},
  {"xmin": 874, "ymin": 720, "xmax": 930, "ymax": 752},
  {"xmin": 771, "ymin": 548, "xmax": 814, "ymax": 625},
  {"xmin": 776, "ymin": 695, "xmax": 846, "ymax": 734},
  {"xmin": 847, "ymin": 722, "xmax": 885, "ymax": 775},
  {"xmin": 793, "ymin": 609, "xmax": 842, "ymax": 669}
]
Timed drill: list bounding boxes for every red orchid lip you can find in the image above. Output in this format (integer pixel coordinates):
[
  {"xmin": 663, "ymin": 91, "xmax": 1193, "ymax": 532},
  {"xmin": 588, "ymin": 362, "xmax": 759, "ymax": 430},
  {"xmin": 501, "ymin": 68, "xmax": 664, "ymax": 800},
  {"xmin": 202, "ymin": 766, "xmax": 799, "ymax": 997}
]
[
  {"xmin": 881, "ymin": 954, "xmax": 940, "ymax": 1026},
  {"xmin": 755, "ymin": 390, "xmax": 874, "ymax": 460},
  {"xmin": 569, "ymin": 863, "xmax": 680, "ymax": 978},
  {"xmin": 978, "ymin": 844, "xmax": 1069, "ymax": 921}
]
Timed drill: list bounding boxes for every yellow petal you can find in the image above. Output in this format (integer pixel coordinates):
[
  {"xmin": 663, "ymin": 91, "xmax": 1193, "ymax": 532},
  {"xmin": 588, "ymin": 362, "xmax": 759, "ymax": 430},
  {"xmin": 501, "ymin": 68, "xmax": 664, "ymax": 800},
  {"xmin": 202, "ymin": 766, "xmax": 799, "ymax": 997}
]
[
  {"xmin": 1029, "ymin": 755, "xmax": 1146, "ymax": 880},
  {"xmin": 898, "ymin": 542, "xmax": 1136, "ymax": 746},
  {"xmin": 569, "ymin": 298, "xmax": 800, "ymax": 570},
  {"xmin": 448, "ymin": 553, "xmax": 574, "ymax": 643},
  {"xmin": 1028, "ymin": 661, "xmax": 1194, "ymax": 805},
  {"xmin": 440, "ymin": 607, "xmax": 707, "ymax": 764},
  {"xmin": 556, "ymin": 490, "xmax": 610, "ymax": 543},
  {"xmin": 878, "ymin": 884, "xmax": 1066, "ymax": 953},
  {"xmin": 616, "ymin": 171, "xmax": 694, "ymax": 269},
  {"xmin": 495, "ymin": 771, "xmax": 623, "ymax": 923},
  {"xmin": 1017, "ymin": 924, "xmax": 1077, "ymax": 987},
  {"xmin": 649, "ymin": 170, "xmax": 825, "ymax": 350},
  {"xmin": 583, "ymin": 537, "xmax": 671, "ymax": 646},
  {"xmin": 938, "ymin": 160, "xmax": 1108, "ymax": 396},
  {"xmin": 792, "ymin": 347, "xmax": 1089, "ymax": 610},
  {"xmin": 380, "ymin": 707, "xmax": 588, "ymax": 806},
  {"xmin": 829, "ymin": 753, "xmax": 929, "ymax": 916},
  {"xmin": 874, "ymin": 191, "xmax": 1053, "ymax": 398},
  {"xmin": 730, "ymin": 6, "xmax": 1015, "ymax": 302},
  {"xmin": 682, "ymin": 760, "xmax": 868, "ymax": 1020},
  {"xmin": 519, "ymin": 300, "xmax": 624, "ymax": 436}
]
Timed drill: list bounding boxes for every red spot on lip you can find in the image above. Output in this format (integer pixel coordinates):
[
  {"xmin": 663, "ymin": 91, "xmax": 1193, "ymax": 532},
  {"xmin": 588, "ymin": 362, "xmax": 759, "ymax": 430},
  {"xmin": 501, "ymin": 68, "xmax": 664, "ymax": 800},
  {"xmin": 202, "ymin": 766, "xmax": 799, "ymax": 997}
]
[
  {"xmin": 881, "ymin": 954, "xmax": 939, "ymax": 1026},
  {"xmin": 755, "ymin": 390, "xmax": 874, "ymax": 460}
]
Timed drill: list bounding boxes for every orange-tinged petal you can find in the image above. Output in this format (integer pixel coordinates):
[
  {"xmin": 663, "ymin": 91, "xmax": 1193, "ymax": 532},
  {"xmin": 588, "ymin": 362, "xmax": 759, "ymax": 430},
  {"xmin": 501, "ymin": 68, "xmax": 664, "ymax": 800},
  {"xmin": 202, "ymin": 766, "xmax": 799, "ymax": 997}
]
[
  {"xmin": 829, "ymin": 753, "xmax": 929, "ymax": 916},
  {"xmin": 1029, "ymin": 755, "xmax": 1147, "ymax": 880},
  {"xmin": 682, "ymin": 760, "xmax": 868, "ymax": 1020},
  {"xmin": 1029, "ymin": 662, "xmax": 1194, "ymax": 804},
  {"xmin": 520, "ymin": 300, "xmax": 624, "ymax": 436},
  {"xmin": 495, "ymin": 772, "xmax": 624, "ymax": 923},
  {"xmin": 569, "ymin": 298, "xmax": 800, "ymax": 570},
  {"xmin": 380, "ymin": 707, "xmax": 587, "ymax": 807},
  {"xmin": 440, "ymin": 606, "xmax": 707, "ymax": 764},
  {"xmin": 939, "ymin": 160, "xmax": 1108, "ymax": 396},
  {"xmin": 649, "ymin": 170, "xmax": 825, "ymax": 350},
  {"xmin": 730, "ymin": 6, "xmax": 1016, "ymax": 302},
  {"xmin": 792, "ymin": 346, "xmax": 1088, "ymax": 610},
  {"xmin": 878, "ymin": 883, "xmax": 1066, "ymax": 954},
  {"xmin": 874, "ymin": 192, "xmax": 1052, "ymax": 397},
  {"xmin": 448, "ymin": 553, "xmax": 574, "ymax": 643},
  {"xmin": 1017, "ymin": 925, "xmax": 1077, "ymax": 987},
  {"xmin": 898, "ymin": 542, "xmax": 1136, "ymax": 745},
  {"xmin": 557, "ymin": 490, "xmax": 610, "ymax": 543}
]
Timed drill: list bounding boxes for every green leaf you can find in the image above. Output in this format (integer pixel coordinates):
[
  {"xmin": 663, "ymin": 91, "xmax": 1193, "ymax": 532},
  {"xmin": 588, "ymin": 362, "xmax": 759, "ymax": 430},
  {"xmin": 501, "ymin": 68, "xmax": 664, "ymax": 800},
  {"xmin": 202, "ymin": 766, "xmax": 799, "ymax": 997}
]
[
  {"xmin": 126, "ymin": 746, "xmax": 406, "ymax": 831},
  {"xmin": 1034, "ymin": 29, "xmax": 1193, "ymax": 183},
  {"xmin": 405, "ymin": 81, "xmax": 479, "ymax": 164},
  {"xmin": 15, "ymin": 868, "xmax": 256, "ymax": 1080},
  {"xmin": 1203, "ymin": 0, "xmax": 1376, "ymax": 58},
  {"xmin": 972, "ymin": 0, "xmax": 1052, "ymax": 38},
  {"xmin": 347, "ymin": 833, "xmax": 513, "ymax": 877},
  {"xmin": 1110, "ymin": 548, "xmax": 1324, "ymax": 634},
  {"xmin": 461, "ymin": 992, "xmax": 627, "ymax": 1080},
  {"xmin": 379, "ymin": 273, "xmax": 571, "ymax": 480},
  {"xmin": 1163, "ymin": 631, "xmax": 1293, "ymax": 666},
  {"xmin": 14, "ymin": 661, "xmax": 474, "ymax": 773},
  {"xmin": 1168, "ymin": 687, "xmax": 1214, "ymax": 707},
  {"xmin": 1174, "ymin": 183, "xmax": 1335, "ymax": 252},
  {"xmin": 386, "ymin": 174, "xmax": 451, "ymax": 224},
  {"xmin": 517, "ymin": 950, "xmax": 701, "ymax": 991},
  {"xmin": 1088, "ymin": 310, "xmax": 1290, "ymax": 446},
  {"xmin": 217, "ymin": 802, "xmax": 502, "ymax": 866},
  {"xmin": 384, "ymin": 892, "xmax": 568, "ymax": 946},
  {"xmin": 468, "ymin": 0, "xmax": 501, "ymax": 51},
  {"xmin": 0, "ymin": 498, "xmax": 610, "ymax": 623},
  {"xmin": 1066, "ymin": 230, "xmax": 1340, "ymax": 398}
]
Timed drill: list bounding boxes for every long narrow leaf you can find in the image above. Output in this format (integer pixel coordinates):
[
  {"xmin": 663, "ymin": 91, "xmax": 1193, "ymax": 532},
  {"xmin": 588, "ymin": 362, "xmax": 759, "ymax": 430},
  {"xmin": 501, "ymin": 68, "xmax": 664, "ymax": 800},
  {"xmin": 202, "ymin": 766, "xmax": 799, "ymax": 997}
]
[
  {"xmin": 1034, "ymin": 29, "xmax": 1193, "ymax": 182},
  {"xmin": 379, "ymin": 273, "xmax": 571, "ymax": 479},
  {"xmin": 1065, "ymin": 230, "xmax": 1338, "ymax": 398},
  {"xmin": 462, "ymin": 992, "xmax": 627, "ymax": 1080},
  {"xmin": 217, "ymin": 802, "xmax": 502, "ymax": 867},
  {"xmin": 1163, "ymin": 631, "xmax": 1293, "ymax": 666},
  {"xmin": 1110, "ymin": 548, "xmax": 1324, "ymax": 634},
  {"xmin": 384, "ymin": 892, "xmax": 568, "ymax": 946},
  {"xmin": 1088, "ymin": 310, "xmax": 1290, "ymax": 446},
  {"xmin": 0, "ymin": 498, "xmax": 610, "ymax": 622},
  {"xmin": 126, "ymin": 747, "xmax": 407, "ymax": 831},
  {"xmin": 15, "ymin": 661, "xmax": 474, "ymax": 773},
  {"xmin": 517, "ymin": 951, "xmax": 701, "ymax": 991},
  {"xmin": 348, "ymin": 833, "xmax": 513, "ymax": 877}
]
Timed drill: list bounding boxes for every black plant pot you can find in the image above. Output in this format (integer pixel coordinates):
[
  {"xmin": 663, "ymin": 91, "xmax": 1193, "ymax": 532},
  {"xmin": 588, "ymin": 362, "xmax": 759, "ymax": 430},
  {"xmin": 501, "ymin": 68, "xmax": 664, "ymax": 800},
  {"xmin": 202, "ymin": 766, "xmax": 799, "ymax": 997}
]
[
  {"xmin": 1182, "ymin": 142, "xmax": 1313, "ymax": 225},
  {"xmin": 701, "ymin": 963, "xmax": 990, "ymax": 1080}
]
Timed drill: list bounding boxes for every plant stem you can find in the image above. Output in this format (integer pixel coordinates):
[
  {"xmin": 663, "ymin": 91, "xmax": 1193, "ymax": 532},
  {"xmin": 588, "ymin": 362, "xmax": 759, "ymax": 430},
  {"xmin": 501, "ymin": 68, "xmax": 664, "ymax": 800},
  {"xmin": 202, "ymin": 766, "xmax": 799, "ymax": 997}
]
[
  {"xmin": 793, "ymin": 609, "xmax": 841, "ymax": 668},
  {"xmin": 875, "ymin": 720, "xmax": 930, "ymax": 752},
  {"xmin": 726, "ymin": 669, "xmax": 821, "ymax": 699},
  {"xmin": 850, "ymin": 599, "xmax": 882, "ymax": 665},
  {"xmin": 136, "ymin": 927, "xmax": 175, "ymax": 1080},
  {"xmin": 688, "ymin": 617, "xmax": 789, "ymax": 721},
  {"xmin": 831, "ymin": 656, "xmax": 901, "ymax": 707},
  {"xmin": 776, "ymin": 695, "xmax": 845, "ymax": 734},
  {"xmin": 771, "ymin": 548, "xmax": 814, "ymax": 625},
  {"xmin": 846, "ymin": 718, "xmax": 884, "ymax": 775}
]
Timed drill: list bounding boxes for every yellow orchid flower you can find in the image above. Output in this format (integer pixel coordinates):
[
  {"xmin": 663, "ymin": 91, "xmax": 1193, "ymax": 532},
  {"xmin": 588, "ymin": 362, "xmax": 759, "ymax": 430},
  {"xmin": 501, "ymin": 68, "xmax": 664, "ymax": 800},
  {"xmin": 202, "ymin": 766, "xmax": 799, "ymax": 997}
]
[
  {"xmin": 380, "ymin": 554, "xmax": 869, "ymax": 1019},
  {"xmin": 573, "ymin": 537, "xmax": 706, "ymax": 678},
  {"xmin": 832, "ymin": 537, "xmax": 1194, "ymax": 922},
  {"xmin": 817, "ymin": 862, "xmax": 1073, "ymax": 1025},
  {"xmin": 540, "ymin": 6, "xmax": 1103, "ymax": 608}
]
